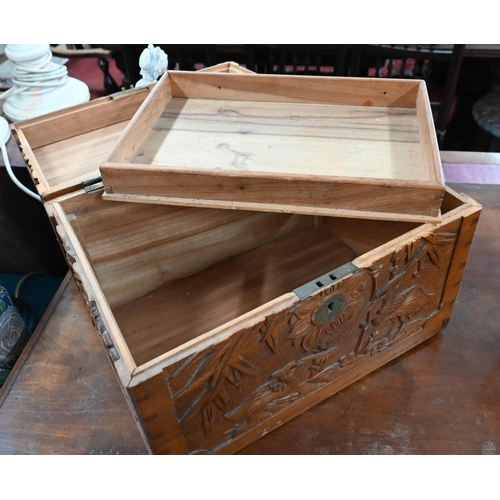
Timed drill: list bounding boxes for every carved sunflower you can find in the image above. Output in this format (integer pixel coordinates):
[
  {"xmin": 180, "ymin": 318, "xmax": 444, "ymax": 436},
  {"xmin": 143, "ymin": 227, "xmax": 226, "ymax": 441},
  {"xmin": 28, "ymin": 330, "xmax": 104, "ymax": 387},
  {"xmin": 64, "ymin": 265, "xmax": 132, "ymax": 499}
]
[{"xmin": 287, "ymin": 270, "xmax": 371, "ymax": 352}]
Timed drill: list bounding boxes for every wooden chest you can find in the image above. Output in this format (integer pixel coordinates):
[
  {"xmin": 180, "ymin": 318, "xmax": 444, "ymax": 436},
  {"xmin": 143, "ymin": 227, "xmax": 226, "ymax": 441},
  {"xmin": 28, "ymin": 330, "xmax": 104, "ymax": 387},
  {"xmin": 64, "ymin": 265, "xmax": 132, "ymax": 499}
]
[{"xmin": 12, "ymin": 63, "xmax": 481, "ymax": 454}]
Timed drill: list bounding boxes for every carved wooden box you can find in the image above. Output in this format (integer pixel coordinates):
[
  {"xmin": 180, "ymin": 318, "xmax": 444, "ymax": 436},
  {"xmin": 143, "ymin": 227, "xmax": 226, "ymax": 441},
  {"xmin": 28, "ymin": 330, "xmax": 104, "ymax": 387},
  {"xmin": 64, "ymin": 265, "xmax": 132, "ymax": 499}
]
[{"xmin": 12, "ymin": 63, "xmax": 481, "ymax": 454}]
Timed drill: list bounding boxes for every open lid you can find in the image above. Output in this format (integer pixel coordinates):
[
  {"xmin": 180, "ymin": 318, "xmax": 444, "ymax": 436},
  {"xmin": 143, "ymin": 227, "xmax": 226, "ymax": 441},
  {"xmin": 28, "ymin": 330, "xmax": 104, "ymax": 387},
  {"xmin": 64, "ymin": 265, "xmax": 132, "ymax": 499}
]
[
  {"xmin": 99, "ymin": 67, "xmax": 445, "ymax": 223},
  {"xmin": 10, "ymin": 87, "xmax": 153, "ymax": 201}
]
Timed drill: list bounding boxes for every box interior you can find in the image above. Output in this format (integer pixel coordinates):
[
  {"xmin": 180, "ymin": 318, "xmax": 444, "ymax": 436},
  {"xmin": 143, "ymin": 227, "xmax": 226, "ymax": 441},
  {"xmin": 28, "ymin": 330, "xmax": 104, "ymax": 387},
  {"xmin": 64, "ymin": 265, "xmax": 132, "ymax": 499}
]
[{"xmin": 58, "ymin": 191, "xmax": 429, "ymax": 367}]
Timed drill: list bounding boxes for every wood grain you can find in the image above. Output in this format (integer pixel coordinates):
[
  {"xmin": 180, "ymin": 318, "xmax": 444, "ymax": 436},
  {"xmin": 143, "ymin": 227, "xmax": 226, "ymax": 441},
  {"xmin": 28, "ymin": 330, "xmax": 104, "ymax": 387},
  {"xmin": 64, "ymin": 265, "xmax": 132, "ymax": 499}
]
[
  {"xmin": 12, "ymin": 89, "xmax": 150, "ymax": 200},
  {"xmin": 106, "ymin": 74, "xmax": 172, "ymax": 164},
  {"xmin": 132, "ymin": 97, "xmax": 427, "ymax": 180},
  {"xmin": 12, "ymin": 88, "xmax": 151, "ymax": 150},
  {"xmin": 0, "ymin": 274, "xmax": 148, "ymax": 455},
  {"xmin": 56, "ymin": 192, "xmax": 313, "ymax": 310},
  {"xmin": 101, "ymin": 164, "xmax": 444, "ymax": 222}
]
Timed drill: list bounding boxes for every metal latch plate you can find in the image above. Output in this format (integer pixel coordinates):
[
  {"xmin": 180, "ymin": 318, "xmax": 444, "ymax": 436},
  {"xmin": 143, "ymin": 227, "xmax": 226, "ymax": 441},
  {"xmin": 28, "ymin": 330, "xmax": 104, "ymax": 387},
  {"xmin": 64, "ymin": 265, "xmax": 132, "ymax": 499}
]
[{"xmin": 293, "ymin": 262, "xmax": 359, "ymax": 299}]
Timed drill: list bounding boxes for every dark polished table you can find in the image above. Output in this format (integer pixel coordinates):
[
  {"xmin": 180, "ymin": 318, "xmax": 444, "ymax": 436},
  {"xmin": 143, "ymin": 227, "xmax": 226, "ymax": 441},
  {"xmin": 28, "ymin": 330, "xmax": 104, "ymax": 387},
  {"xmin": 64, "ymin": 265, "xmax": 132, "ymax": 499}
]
[{"xmin": 0, "ymin": 171, "xmax": 499, "ymax": 454}]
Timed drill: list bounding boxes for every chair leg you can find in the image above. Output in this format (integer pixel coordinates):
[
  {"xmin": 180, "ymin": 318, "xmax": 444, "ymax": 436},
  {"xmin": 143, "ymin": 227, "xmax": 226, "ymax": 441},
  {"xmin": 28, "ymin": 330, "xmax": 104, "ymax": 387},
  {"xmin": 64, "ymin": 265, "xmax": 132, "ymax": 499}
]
[
  {"xmin": 98, "ymin": 58, "xmax": 119, "ymax": 94},
  {"xmin": 435, "ymin": 44, "xmax": 466, "ymax": 145}
]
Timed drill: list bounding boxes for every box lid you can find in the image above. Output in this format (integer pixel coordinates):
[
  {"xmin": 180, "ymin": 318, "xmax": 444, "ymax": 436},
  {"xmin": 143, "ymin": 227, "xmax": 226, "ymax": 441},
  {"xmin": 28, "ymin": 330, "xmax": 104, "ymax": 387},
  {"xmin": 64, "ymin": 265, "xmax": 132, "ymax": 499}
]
[
  {"xmin": 11, "ymin": 87, "xmax": 153, "ymax": 201},
  {"xmin": 99, "ymin": 68, "xmax": 445, "ymax": 223}
]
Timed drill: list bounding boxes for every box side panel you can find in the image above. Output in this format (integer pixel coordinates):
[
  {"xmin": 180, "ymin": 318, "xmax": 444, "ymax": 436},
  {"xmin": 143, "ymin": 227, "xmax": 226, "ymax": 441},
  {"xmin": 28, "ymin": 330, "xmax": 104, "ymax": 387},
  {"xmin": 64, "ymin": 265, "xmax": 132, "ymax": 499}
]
[
  {"xmin": 438, "ymin": 202, "xmax": 482, "ymax": 323},
  {"xmin": 44, "ymin": 202, "xmax": 136, "ymax": 386},
  {"xmin": 128, "ymin": 373, "xmax": 188, "ymax": 454},
  {"xmin": 152, "ymin": 215, "xmax": 464, "ymax": 454},
  {"xmin": 221, "ymin": 200, "xmax": 481, "ymax": 455}
]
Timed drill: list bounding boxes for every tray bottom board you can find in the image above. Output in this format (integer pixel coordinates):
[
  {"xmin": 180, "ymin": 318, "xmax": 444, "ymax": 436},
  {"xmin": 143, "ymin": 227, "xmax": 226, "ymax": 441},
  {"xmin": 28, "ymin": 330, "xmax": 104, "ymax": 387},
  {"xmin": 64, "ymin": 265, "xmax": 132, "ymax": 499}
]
[{"xmin": 133, "ymin": 98, "xmax": 427, "ymax": 181}]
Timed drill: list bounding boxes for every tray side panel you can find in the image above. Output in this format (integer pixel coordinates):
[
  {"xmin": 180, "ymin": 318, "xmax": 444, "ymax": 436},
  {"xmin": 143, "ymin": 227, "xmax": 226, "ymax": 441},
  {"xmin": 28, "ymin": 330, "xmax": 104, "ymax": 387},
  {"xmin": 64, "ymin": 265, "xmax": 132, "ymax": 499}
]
[
  {"xmin": 146, "ymin": 214, "xmax": 467, "ymax": 454},
  {"xmin": 416, "ymin": 81, "xmax": 444, "ymax": 184},
  {"xmin": 107, "ymin": 76, "xmax": 172, "ymax": 164},
  {"xmin": 100, "ymin": 164, "xmax": 444, "ymax": 221},
  {"xmin": 168, "ymin": 72, "xmax": 420, "ymax": 107}
]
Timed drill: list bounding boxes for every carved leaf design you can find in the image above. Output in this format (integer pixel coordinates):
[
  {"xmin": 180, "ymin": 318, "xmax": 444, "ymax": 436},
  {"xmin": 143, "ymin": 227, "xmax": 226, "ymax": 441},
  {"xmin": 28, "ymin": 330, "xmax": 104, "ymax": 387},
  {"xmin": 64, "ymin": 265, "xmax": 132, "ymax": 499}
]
[
  {"xmin": 288, "ymin": 300, "xmax": 323, "ymax": 352},
  {"xmin": 374, "ymin": 285, "xmax": 434, "ymax": 325},
  {"xmin": 179, "ymin": 327, "xmax": 265, "ymax": 432},
  {"xmin": 224, "ymin": 381, "xmax": 298, "ymax": 426},
  {"xmin": 423, "ymin": 232, "xmax": 458, "ymax": 268},
  {"xmin": 260, "ymin": 317, "xmax": 280, "ymax": 354},
  {"xmin": 228, "ymin": 354, "xmax": 261, "ymax": 378},
  {"xmin": 425, "ymin": 232, "xmax": 458, "ymax": 246}
]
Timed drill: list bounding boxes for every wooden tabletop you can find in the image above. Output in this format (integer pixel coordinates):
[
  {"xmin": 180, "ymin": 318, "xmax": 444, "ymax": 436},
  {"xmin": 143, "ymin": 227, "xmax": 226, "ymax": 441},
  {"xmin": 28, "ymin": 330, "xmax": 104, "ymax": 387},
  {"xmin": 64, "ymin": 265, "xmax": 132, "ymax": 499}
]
[{"xmin": 0, "ymin": 180, "xmax": 498, "ymax": 455}]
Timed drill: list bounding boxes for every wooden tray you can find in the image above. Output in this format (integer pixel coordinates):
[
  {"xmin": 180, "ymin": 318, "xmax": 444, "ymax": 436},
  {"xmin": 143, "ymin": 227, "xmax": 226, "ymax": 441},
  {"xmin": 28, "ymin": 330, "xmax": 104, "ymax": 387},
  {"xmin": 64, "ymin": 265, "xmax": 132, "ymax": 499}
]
[{"xmin": 100, "ymin": 69, "xmax": 445, "ymax": 223}]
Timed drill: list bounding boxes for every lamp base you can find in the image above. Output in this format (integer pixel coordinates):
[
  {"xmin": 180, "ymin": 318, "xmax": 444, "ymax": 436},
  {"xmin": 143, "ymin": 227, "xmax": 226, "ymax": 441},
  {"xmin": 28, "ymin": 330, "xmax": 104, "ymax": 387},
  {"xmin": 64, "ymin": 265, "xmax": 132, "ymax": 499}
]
[
  {"xmin": 0, "ymin": 116, "xmax": 11, "ymax": 145},
  {"xmin": 2, "ymin": 77, "xmax": 89, "ymax": 122},
  {"xmin": 1, "ymin": 44, "xmax": 90, "ymax": 122}
]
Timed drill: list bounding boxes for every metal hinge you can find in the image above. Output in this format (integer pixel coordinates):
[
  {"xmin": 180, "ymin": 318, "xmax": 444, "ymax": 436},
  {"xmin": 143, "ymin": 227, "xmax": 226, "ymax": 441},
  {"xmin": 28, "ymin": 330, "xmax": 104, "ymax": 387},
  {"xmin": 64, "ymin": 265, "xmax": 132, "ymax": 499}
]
[
  {"xmin": 293, "ymin": 262, "xmax": 359, "ymax": 299},
  {"xmin": 82, "ymin": 176, "xmax": 104, "ymax": 193},
  {"xmin": 109, "ymin": 86, "xmax": 149, "ymax": 100}
]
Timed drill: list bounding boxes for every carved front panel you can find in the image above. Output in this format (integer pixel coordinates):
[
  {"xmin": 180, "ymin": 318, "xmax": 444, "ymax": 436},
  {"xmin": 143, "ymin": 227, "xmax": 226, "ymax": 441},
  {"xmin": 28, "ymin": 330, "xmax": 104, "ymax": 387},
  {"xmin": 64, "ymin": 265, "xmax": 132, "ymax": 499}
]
[{"xmin": 162, "ymin": 219, "xmax": 461, "ymax": 454}]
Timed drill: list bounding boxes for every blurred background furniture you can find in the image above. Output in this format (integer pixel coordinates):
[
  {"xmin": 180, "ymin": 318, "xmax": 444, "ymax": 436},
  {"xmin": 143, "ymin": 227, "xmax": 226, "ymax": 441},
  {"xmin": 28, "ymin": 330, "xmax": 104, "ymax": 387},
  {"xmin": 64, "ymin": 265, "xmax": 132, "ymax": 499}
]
[
  {"xmin": 56, "ymin": 44, "xmax": 500, "ymax": 153},
  {"xmin": 349, "ymin": 44, "xmax": 466, "ymax": 146},
  {"xmin": 50, "ymin": 44, "xmax": 125, "ymax": 96},
  {"xmin": 472, "ymin": 91, "xmax": 500, "ymax": 152},
  {"xmin": 243, "ymin": 44, "xmax": 348, "ymax": 76},
  {"xmin": 99, "ymin": 44, "xmax": 466, "ymax": 147}
]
